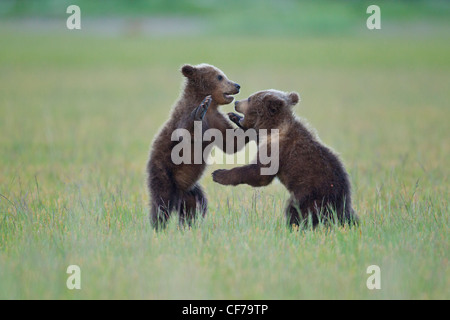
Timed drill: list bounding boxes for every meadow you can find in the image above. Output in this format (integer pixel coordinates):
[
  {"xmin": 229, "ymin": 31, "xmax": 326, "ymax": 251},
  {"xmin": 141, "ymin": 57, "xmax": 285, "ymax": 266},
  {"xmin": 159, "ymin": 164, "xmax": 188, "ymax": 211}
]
[{"xmin": 0, "ymin": 7, "xmax": 449, "ymax": 299}]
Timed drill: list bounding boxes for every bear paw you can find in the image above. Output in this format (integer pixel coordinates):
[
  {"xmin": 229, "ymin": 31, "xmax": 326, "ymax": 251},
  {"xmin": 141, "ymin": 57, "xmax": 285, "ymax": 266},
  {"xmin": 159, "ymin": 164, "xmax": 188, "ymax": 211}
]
[
  {"xmin": 193, "ymin": 95, "xmax": 212, "ymax": 121},
  {"xmin": 227, "ymin": 112, "xmax": 243, "ymax": 128},
  {"xmin": 212, "ymin": 169, "xmax": 231, "ymax": 185}
]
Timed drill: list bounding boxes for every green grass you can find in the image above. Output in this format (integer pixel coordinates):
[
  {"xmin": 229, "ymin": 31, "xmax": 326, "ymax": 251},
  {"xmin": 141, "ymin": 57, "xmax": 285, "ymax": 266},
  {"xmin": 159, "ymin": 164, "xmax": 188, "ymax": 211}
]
[{"xmin": 0, "ymin": 24, "xmax": 449, "ymax": 299}]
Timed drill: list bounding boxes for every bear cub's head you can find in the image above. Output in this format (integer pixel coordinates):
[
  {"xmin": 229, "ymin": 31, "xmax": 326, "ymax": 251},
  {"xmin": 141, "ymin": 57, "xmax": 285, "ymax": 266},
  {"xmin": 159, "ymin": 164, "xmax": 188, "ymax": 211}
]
[
  {"xmin": 234, "ymin": 89, "xmax": 300, "ymax": 129},
  {"xmin": 181, "ymin": 63, "xmax": 240, "ymax": 105}
]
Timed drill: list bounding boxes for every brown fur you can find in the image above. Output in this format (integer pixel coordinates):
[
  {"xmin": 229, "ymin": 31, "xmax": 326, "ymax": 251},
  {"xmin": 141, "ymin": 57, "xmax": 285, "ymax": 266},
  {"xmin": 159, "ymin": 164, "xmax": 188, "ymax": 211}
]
[
  {"xmin": 213, "ymin": 89, "xmax": 359, "ymax": 228},
  {"xmin": 146, "ymin": 64, "xmax": 246, "ymax": 230}
]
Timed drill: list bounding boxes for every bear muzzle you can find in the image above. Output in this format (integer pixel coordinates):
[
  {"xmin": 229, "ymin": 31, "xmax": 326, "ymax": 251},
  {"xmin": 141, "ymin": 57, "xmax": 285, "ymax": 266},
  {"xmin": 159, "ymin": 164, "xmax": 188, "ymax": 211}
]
[
  {"xmin": 234, "ymin": 99, "xmax": 247, "ymax": 115},
  {"xmin": 223, "ymin": 83, "xmax": 240, "ymax": 101}
]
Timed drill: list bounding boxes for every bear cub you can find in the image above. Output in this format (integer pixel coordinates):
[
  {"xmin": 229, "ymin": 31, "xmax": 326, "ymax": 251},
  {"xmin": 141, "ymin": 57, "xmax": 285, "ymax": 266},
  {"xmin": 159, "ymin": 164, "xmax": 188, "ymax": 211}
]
[
  {"xmin": 147, "ymin": 64, "xmax": 242, "ymax": 230},
  {"xmin": 213, "ymin": 89, "xmax": 358, "ymax": 228}
]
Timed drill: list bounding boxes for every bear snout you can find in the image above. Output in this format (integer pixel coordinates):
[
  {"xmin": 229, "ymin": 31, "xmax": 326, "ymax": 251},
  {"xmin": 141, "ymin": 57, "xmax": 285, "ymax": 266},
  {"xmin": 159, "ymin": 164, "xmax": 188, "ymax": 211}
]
[
  {"xmin": 234, "ymin": 101, "xmax": 243, "ymax": 113},
  {"xmin": 228, "ymin": 82, "xmax": 240, "ymax": 95}
]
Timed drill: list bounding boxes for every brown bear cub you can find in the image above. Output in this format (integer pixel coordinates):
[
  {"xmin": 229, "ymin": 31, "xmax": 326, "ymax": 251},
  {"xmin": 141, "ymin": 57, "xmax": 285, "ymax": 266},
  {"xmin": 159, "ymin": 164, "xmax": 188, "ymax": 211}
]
[
  {"xmin": 147, "ymin": 64, "xmax": 243, "ymax": 230},
  {"xmin": 213, "ymin": 89, "xmax": 358, "ymax": 228}
]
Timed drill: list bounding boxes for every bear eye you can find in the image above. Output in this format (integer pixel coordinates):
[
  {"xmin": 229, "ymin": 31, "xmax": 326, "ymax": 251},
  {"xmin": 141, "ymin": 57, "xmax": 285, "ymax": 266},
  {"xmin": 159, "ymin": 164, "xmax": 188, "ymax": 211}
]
[{"xmin": 217, "ymin": 75, "xmax": 223, "ymax": 81}]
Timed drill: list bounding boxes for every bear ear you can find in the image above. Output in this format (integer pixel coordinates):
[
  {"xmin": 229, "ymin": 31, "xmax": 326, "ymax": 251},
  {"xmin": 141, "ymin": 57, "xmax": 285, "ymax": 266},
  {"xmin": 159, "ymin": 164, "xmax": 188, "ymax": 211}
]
[
  {"xmin": 181, "ymin": 64, "xmax": 196, "ymax": 78},
  {"xmin": 264, "ymin": 95, "xmax": 285, "ymax": 115},
  {"xmin": 288, "ymin": 92, "xmax": 300, "ymax": 106}
]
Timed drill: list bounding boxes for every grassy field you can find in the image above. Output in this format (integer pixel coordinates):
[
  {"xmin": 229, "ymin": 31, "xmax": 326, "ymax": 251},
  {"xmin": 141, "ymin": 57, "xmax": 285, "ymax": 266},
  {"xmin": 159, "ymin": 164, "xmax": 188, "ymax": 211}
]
[{"xmin": 0, "ymin": 17, "xmax": 449, "ymax": 299}]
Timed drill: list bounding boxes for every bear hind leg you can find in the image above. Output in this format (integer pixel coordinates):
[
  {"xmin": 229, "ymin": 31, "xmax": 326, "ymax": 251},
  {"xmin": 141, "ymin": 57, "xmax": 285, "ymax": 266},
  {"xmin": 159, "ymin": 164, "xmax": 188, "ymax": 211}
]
[
  {"xmin": 285, "ymin": 197, "xmax": 322, "ymax": 229},
  {"xmin": 178, "ymin": 184, "xmax": 207, "ymax": 228},
  {"xmin": 150, "ymin": 196, "xmax": 173, "ymax": 231},
  {"xmin": 285, "ymin": 197, "xmax": 304, "ymax": 229}
]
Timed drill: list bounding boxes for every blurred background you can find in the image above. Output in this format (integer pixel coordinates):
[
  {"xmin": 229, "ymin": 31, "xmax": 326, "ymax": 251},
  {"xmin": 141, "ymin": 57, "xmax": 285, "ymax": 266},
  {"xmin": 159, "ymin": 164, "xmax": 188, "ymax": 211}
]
[{"xmin": 1, "ymin": 0, "xmax": 449, "ymax": 36}]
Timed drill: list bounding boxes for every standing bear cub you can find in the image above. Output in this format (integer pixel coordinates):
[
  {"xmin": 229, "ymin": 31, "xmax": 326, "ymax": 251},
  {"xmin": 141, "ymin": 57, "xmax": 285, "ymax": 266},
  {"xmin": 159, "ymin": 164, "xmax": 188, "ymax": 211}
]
[
  {"xmin": 147, "ymin": 64, "xmax": 243, "ymax": 230},
  {"xmin": 213, "ymin": 89, "xmax": 359, "ymax": 228}
]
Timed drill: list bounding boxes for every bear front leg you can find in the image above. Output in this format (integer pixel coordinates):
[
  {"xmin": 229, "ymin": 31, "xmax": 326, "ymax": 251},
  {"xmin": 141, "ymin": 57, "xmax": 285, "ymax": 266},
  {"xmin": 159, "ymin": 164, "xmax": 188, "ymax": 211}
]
[
  {"xmin": 212, "ymin": 165, "xmax": 275, "ymax": 187},
  {"xmin": 192, "ymin": 95, "xmax": 212, "ymax": 121}
]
